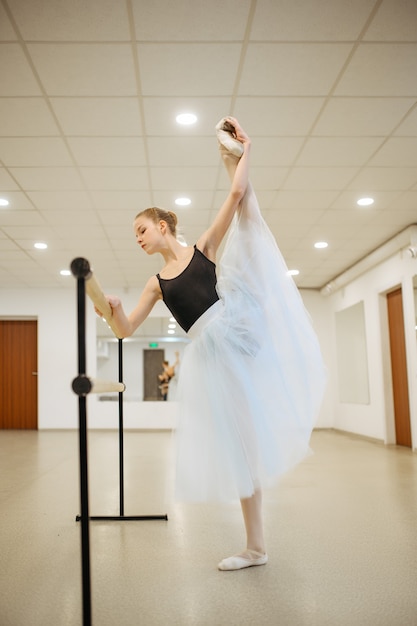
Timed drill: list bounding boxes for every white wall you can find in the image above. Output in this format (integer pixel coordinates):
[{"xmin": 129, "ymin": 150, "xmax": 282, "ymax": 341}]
[
  {"xmin": 0, "ymin": 288, "xmax": 81, "ymax": 429},
  {"xmin": 1, "ymin": 284, "xmax": 334, "ymax": 431},
  {"xmin": 325, "ymin": 249, "xmax": 417, "ymax": 449},
  {"xmin": 4, "ymin": 257, "xmax": 415, "ymax": 445}
]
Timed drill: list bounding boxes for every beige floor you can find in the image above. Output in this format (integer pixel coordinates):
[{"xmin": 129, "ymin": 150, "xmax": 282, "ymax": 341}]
[{"xmin": 0, "ymin": 429, "xmax": 416, "ymax": 626}]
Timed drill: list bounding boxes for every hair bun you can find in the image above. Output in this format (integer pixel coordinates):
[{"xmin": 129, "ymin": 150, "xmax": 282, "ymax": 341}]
[{"xmin": 168, "ymin": 211, "xmax": 178, "ymax": 227}]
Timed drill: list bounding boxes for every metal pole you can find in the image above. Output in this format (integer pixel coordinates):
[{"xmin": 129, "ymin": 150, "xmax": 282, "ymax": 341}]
[
  {"xmin": 76, "ymin": 274, "xmax": 92, "ymax": 626},
  {"xmin": 118, "ymin": 338, "xmax": 125, "ymax": 517}
]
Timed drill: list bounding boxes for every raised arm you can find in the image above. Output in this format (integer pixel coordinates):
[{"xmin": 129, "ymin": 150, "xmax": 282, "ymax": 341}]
[
  {"xmin": 96, "ymin": 275, "xmax": 161, "ymax": 338},
  {"xmin": 197, "ymin": 118, "xmax": 251, "ymax": 260}
]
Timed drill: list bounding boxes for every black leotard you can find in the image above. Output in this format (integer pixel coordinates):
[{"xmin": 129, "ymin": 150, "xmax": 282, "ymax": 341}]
[{"xmin": 156, "ymin": 246, "xmax": 220, "ymax": 332}]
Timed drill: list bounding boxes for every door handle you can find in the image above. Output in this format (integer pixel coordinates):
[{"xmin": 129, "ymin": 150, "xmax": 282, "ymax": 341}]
[{"xmin": 32, "ymin": 372, "xmax": 38, "ymax": 375}]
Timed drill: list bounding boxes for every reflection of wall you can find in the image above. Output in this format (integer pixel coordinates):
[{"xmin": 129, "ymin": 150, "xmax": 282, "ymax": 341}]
[
  {"xmin": 335, "ymin": 301, "xmax": 370, "ymax": 404},
  {"xmin": 414, "ymin": 284, "xmax": 417, "ymax": 327}
]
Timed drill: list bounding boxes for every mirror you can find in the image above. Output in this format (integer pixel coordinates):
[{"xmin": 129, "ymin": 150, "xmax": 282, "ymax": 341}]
[
  {"xmin": 414, "ymin": 276, "xmax": 417, "ymax": 332},
  {"xmin": 96, "ymin": 316, "xmax": 188, "ymax": 401},
  {"xmin": 335, "ymin": 301, "xmax": 370, "ymax": 404}
]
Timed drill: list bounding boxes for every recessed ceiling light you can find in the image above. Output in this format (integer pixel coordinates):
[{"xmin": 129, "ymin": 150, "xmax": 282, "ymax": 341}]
[
  {"xmin": 167, "ymin": 329, "xmax": 175, "ymax": 334},
  {"xmin": 287, "ymin": 269, "xmax": 300, "ymax": 276},
  {"xmin": 357, "ymin": 197, "xmax": 374, "ymax": 206},
  {"xmin": 168, "ymin": 323, "xmax": 176, "ymax": 329},
  {"xmin": 34, "ymin": 242, "xmax": 47, "ymax": 249},
  {"xmin": 0, "ymin": 198, "xmax": 9, "ymax": 207},
  {"xmin": 314, "ymin": 241, "xmax": 328, "ymax": 249},
  {"xmin": 60, "ymin": 269, "xmax": 71, "ymax": 276},
  {"xmin": 176, "ymin": 113, "xmax": 197, "ymax": 125},
  {"xmin": 175, "ymin": 197, "xmax": 191, "ymax": 206}
]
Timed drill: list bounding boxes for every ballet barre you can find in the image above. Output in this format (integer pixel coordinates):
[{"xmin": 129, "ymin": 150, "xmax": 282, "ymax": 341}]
[
  {"xmin": 72, "ymin": 375, "xmax": 126, "ymax": 395},
  {"xmin": 70, "ymin": 257, "xmax": 167, "ymax": 626}
]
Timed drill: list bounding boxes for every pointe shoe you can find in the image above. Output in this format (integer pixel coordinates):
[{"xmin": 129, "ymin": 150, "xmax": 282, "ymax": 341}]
[
  {"xmin": 218, "ymin": 549, "xmax": 268, "ymax": 571},
  {"xmin": 215, "ymin": 118, "xmax": 244, "ymax": 157}
]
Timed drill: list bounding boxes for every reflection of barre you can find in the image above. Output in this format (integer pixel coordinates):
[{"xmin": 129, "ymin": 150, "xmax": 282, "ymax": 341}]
[
  {"xmin": 72, "ymin": 375, "xmax": 126, "ymax": 396},
  {"xmin": 70, "ymin": 257, "xmax": 121, "ymax": 338}
]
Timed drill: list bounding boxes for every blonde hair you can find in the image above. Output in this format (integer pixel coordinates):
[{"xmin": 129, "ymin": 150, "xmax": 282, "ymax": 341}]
[{"xmin": 135, "ymin": 207, "xmax": 178, "ymax": 237}]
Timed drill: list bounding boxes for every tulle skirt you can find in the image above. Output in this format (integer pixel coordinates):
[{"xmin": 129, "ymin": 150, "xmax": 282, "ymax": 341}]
[{"xmin": 174, "ymin": 144, "xmax": 327, "ymax": 503}]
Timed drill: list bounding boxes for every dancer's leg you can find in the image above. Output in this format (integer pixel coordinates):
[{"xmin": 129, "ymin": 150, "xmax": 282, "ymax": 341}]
[
  {"xmin": 240, "ymin": 489, "xmax": 265, "ymax": 553},
  {"xmin": 218, "ymin": 489, "xmax": 268, "ymax": 571}
]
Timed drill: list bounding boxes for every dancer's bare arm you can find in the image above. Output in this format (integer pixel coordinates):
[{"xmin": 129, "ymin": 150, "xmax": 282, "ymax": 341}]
[
  {"xmin": 95, "ymin": 275, "xmax": 161, "ymax": 338},
  {"xmin": 197, "ymin": 118, "xmax": 251, "ymax": 260}
]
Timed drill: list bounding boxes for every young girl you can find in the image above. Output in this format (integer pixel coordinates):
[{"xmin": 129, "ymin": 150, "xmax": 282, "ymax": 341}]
[{"xmin": 97, "ymin": 117, "xmax": 326, "ymax": 571}]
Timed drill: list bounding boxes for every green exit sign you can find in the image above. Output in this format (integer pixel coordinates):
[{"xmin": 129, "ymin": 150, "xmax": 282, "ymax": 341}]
[{"xmin": 148, "ymin": 342, "xmax": 159, "ymax": 348}]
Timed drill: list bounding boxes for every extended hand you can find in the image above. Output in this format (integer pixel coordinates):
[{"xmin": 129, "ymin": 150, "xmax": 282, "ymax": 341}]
[
  {"xmin": 225, "ymin": 117, "xmax": 251, "ymax": 145},
  {"xmin": 94, "ymin": 295, "xmax": 121, "ymax": 318}
]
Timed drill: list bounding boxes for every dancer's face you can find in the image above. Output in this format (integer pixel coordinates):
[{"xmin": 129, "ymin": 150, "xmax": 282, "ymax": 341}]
[{"xmin": 133, "ymin": 216, "xmax": 163, "ymax": 254}]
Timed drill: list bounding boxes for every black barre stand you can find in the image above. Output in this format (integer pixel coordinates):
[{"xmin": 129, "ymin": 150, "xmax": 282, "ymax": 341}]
[
  {"xmin": 71, "ymin": 257, "xmax": 168, "ymax": 626},
  {"xmin": 74, "ymin": 337, "xmax": 168, "ymax": 524}
]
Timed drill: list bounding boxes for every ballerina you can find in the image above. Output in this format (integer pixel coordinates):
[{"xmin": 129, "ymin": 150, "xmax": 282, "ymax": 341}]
[{"xmin": 95, "ymin": 117, "xmax": 326, "ymax": 570}]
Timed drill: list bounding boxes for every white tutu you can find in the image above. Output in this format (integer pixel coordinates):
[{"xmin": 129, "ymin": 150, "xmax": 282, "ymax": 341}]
[{"xmin": 174, "ymin": 123, "xmax": 327, "ymax": 503}]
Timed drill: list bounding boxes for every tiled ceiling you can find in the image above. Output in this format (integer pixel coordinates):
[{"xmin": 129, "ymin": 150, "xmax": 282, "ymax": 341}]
[{"xmin": 0, "ymin": 0, "xmax": 416, "ymax": 292}]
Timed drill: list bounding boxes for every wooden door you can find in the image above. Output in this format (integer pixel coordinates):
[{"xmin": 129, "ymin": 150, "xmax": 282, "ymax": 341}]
[
  {"xmin": 0, "ymin": 320, "xmax": 38, "ymax": 429},
  {"xmin": 143, "ymin": 349, "xmax": 165, "ymax": 401},
  {"xmin": 387, "ymin": 289, "xmax": 412, "ymax": 447}
]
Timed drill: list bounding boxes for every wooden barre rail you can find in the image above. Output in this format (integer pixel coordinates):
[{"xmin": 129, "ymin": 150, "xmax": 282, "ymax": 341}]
[
  {"xmin": 70, "ymin": 257, "xmax": 121, "ymax": 337},
  {"xmin": 72, "ymin": 375, "xmax": 126, "ymax": 396}
]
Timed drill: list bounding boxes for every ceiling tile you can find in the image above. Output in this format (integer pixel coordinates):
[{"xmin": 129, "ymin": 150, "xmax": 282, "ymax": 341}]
[
  {"xmin": 235, "ymin": 97, "xmax": 325, "ymax": 136},
  {"xmin": 68, "ymin": 138, "xmax": 147, "ymax": 167},
  {"xmin": 0, "ymin": 44, "xmax": 41, "ymax": 96},
  {"xmin": 248, "ymin": 168, "xmax": 288, "ymax": 190},
  {"xmin": 239, "ymin": 43, "xmax": 352, "ymax": 96},
  {"xmin": 271, "ymin": 190, "xmax": 339, "ymax": 209},
  {"xmin": 4, "ymin": 226, "xmax": 57, "ymax": 241},
  {"xmin": 28, "ymin": 44, "xmax": 137, "ymax": 96},
  {"xmin": 0, "ymin": 210, "xmax": 43, "ymax": 226},
  {"xmin": 9, "ymin": 167, "xmax": 83, "ymax": 190},
  {"xmin": 0, "ymin": 1, "xmax": 415, "ymax": 290},
  {"xmin": 335, "ymin": 44, "xmax": 417, "ymax": 97},
  {"xmin": 331, "ymin": 190, "xmax": 401, "ymax": 210},
  {"xmin": 0, "ymin": 169, "xmax": 20, "ymax": 191},
  {"xmin": 90, "ymin": 191, "xmax": 150, "ymax": 211},
  {"xmin": 252, "ymin": 138, "xmax": 304, "ymax": 167},
  {"xmin": 51, "ymin": 98, "xmax": 143, "ymax": 136},
  {"xmin": 132, "ymin": 0, "xmax": 250, "ymax": 41},
  {"xmin": 27, "ymin": 190, "xmax": 93, "ymax": 211},
  {"xmin": 142, "ymin": 97, "xmax": 232, "ymax": 135},
  {"xmin": 11, "ymin": 0, "xmax": 131, "ymax": 41},
  {"xmin": 347, "ymin": 167, "xmax": 417, "ymax": 191},
  {"xmin": 40, "ymin": 210, "xmax": 100, "ymax": 227},
  {"xmin": 297, "ymin": 137, "xmax": 384, "ymax": 167},
  {"xmin": 393, "ymin": 105, "xmax": 417, "ymax": 136},
  {"xmin": 390, "ymin": 191, "xmax": 417, "ymax": 210},
  {"xmin": 251, "ymin": 0, "xmax": 376, "ymax": 41},
  {"xmin": 314, "ymin": 97, "xmax": 416, "ymax": 136},
  {"xmin": 283, "ymin": 167, "xmax": 358, "ymax": 190},
  {"xmin": 363, "ymin": 0, "xmax": 417, "ymax": 42},
  {"xmin": 369, "ymin": 138, "xmax": 417, "ymax": 167},
  {"xmin": 147, "ymin": 137, "xmax": 218, "ymax": 167},
  {"xmin": 0, "ymin": 4, "xmax": 16, "ymax": 40},
  {"xmin": 80, "ymin": 167, "xmax": 149, "ymax": 191},
  {"xmin": 1, "ymin": 138, "xmax": 73, "ymax": 167},
  {"xmin": 150, "ymin": 167, "xmax": 218, "ymax": 191},
  {"xmin": 0, "ymin": 191, "xmax": 36, "ymax": 210},
  {"xmin": 0, "ymin": 98, "xmax": 59, "ymax": 136},
  {"xmin": 138, "ymin": 43, "xmax": 241, "ymax": 96}
]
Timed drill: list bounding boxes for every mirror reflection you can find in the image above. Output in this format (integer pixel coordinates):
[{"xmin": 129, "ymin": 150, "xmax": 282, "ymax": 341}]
[
  {"xmin": 96, "ymin": 316, "xmax": 188, "ymax": 401},
  {"xmin": 414, "ymin": 275, "xmax": 417, "ymax": 334}
]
